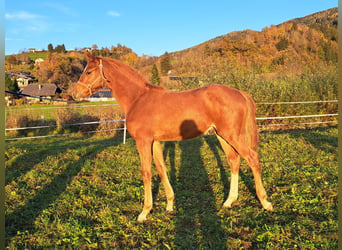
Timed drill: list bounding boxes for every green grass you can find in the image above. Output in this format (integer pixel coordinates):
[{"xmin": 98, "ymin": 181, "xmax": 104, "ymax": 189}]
[
  {"xmin": 5, "ymin": 126, "xmax": 337, "ymax": 249},
  {"xmin": 5, "ymin": 103, "xmax": 124, "ymax": 139},
  {"xmin": 27, "ymin": 52, "xmax": 47, "ymax": 61},
  {"xmin": 6, "ymin": 101, "xmax": 119, "ymax": 110}
]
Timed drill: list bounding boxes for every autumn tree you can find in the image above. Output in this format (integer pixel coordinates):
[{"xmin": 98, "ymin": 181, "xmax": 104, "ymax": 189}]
[
  {"xmin": 18, "ymin": 53, "xmax": 32, "ymax": 65},
  {"xmin": 33, "ymin": 53, "xmax": 84, "ymax": 90},
  {"xmin": 92, "ymin": 44, "xmax": 98, "ymax": 51},
  {"xmin": 123, "ymin": 52, "xmax": 139, "ymax": 67},
  {"xmin": 7, "ymin": 55, "xmax": 18, "ymax": 66}
]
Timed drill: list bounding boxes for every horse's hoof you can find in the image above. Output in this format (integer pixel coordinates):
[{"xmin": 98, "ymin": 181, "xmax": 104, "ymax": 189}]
[
  {"xmin": 137, "ymin": 214, "xmax": 147, "ymax": 223},
  {"xmin": 166, "ymin": 209, "xmax": 175, "ymax": 216},
  {"xmin": 263, "ymin": 201, "xmax": 273, "ymax": 211},
  {"xmin": 222, "ymin": 204, "xmax": 232, "ymax": 209},
  {"xmin": 223, "ymin": 199, "xmax": 239, "ymax": 209}
]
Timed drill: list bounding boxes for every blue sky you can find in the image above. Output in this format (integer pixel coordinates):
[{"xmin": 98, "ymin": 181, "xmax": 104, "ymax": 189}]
[{"xmin": 5, "ymin": 1, "xmax": 337, "ymax": 56}]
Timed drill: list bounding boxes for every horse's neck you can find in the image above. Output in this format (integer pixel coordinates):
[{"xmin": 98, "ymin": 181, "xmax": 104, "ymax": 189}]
[{"xmin": 107, "ymin": 71, "xmax": 147, "ymax": 115}]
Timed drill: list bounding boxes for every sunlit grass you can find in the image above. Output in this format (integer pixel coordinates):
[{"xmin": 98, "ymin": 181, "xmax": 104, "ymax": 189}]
[{"xmin": 5, "ymin": 127, "xmax": 337, "ymax": 249}]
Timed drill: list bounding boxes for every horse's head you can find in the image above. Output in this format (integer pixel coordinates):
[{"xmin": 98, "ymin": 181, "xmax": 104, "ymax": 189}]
[{"xmin": 70, "ymin": 52, "xmax": 109, "ymax": 100}]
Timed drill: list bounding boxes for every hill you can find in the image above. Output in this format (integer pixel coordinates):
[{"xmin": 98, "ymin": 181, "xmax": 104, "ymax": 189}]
[
  {"xmin": 284, "ymin": 7, "xmax": 338, "ymax": 26},
  {"xmin": 152, "ymin": 7, "xmax": 337, "ymax": 88}
]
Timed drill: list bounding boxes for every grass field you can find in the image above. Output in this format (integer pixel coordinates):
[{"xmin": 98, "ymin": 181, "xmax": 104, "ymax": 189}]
[
  {"xmin": 5, "ymin": 126, "xmax": 337, "ymax": 249},
  {"xmin": 5, "ymin": 103, "xmax": 124, "ymax": 139}
]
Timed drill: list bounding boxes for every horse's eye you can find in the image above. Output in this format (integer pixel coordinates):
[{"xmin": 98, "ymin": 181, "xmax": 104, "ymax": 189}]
[{"xmin": 86, "ymin": 72, "xmax": 91, "ymax": 75}]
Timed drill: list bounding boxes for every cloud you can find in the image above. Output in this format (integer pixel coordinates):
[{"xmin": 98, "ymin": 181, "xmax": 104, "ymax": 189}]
[
  {"xmin": 27, "ymin": 22, "xmax": 49, "ymax": 32},
  {"xmin": 5, "ymin": 11, "xmax": 49, "ymax": 33},
  {"xmin": 5, "ymin": 11, "xmax": 44, "ymax": 20},
  {"xmin": 5, "ymin": 37, "xmax": 25, "ymax": 41},
  {"xmin": 43, "ymin": 2, "xmax": 78, "ymax": 17},
  {"xmin": 107, "ymin": 10, "xmax": 121, "ymax": 17}
]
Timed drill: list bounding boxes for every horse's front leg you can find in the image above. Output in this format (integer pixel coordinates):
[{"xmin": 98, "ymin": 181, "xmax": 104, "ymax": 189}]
[
  {"xmin": 136, "ymin": 139, "xmax": 153, "ymax": 222},
  {"xmin": 153, "ymin": 141, "xmax": 174, "ymax": 213}
]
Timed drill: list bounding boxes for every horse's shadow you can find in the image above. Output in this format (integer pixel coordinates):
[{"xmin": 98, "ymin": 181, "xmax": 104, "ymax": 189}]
[
  {"xmin": 5, "ymin": 114, "xmax": 102, "ymax": 186},
  {"xmin": 161, "ymin": 120, "xmax": 227, "ymax": 248},
  {"xmin": 5, "ymin": 132, "xmax": 125, "ymax": 245}
]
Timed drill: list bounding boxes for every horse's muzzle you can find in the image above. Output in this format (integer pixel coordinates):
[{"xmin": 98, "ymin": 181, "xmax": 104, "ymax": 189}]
[{"xmin": 69, "ymin": 84, "xmax": 84, "ymax": 101}]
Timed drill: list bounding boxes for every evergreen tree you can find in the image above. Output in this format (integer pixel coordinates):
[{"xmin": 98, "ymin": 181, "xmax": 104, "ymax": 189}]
[
  {"xmin": 5, "ymin": 74, "xmax": 19, "ymax": 92},
  {"xmin": 151, "ymin": 64, "xmax": 160, "ymax": 85},
  {"xmin": 55, "ymin": 44, "xmax": 66, "ymax": 53},
  {"xmin": 160, "ymin": 52, "xmax": 171, "ymax": 76},
  {"xmin": 275, "ymin": 38, "xmax": 289, "ymax": 51},
  {"xmin": 48, "ymin": 43, "xmax": 54, "ymax": 52}
]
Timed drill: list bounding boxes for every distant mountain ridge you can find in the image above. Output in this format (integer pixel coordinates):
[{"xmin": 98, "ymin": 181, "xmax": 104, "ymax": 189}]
[
  {"xmin": 283, "ymin": 7, "xmax": 338, "ymax": 26},
  {"xmin": 160, "ymin": 7, "xmax": 338, "ymax": 82},
  {"xmin": 172, "ymin": 7, "xmax": 338, "ymax": 55}
]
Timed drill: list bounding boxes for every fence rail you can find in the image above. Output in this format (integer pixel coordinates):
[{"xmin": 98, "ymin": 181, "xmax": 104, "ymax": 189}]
[
  {"xmin": 256, "ymin": 100, "xmax": 338, "ymax": 105},
  {"xmin": 256, "ymin": 113, "xmax": 338, "ymax": 120},
  {"xmin": 5, "ymin": 100, "xmax": 338, "ymax": 142},
  {"xmin": 5, "ymin": 119, "xmax": 126, "ymax": 131}
]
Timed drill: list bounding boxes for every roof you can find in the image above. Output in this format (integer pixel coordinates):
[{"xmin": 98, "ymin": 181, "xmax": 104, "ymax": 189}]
[
  {"xmin": 90, "ymin": 88, "xmax": 113, "ymax": 98},
  {"xmin": 22, "ymin": 84, "xmax": 61, "ymax": 97},
  {"xmin": 9, "ymin": 72, "xmax": 35, "ymax": 80},
  {"xmin": 169, "ymin": 76, "xmax": 198, "ymax": 82}
]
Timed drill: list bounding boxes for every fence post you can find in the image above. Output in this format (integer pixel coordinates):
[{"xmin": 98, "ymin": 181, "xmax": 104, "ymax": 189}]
[{"xmin": 123, "ymin": 119, "xmax": 127, "ymax": 144}]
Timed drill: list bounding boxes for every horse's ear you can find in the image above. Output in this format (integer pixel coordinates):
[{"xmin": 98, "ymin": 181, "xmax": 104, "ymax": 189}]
[{"xmin": 85, "ymin": 51, "xmax": 95, "ymax": 62}]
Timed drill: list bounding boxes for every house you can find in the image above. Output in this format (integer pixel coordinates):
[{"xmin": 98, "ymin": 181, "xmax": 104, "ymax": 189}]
[
  {"xmin": 21, "ymin": 84, "xmax": 62, "ymax": 103},
  {"xmin": 28, "ymin": 48, "xmax": 43, "ymax": 53},
  {"xmin": 168, "ymin": 76, "xmax": 198, "ymax": 83},
  {"xmin": 15, "ymin": 73, "xmax": 36, "ymax": 89},
  {"xmin": 79, "ymin": 47, "xmax": 92, "ymax": 53},
  {"xmin": 162, "ymin": 75, "xmax": 199, "ymax": 89},
  {"xmin": 85, "ymin": 88, "xmax": 115, "ymax": 102},
  {"xmin": 7, "ymin": 72, "xmax": 37, "ymax": 89},
  {"xmin": 34, "ymin": 58, "xmax": 44, "ymax": 66}
]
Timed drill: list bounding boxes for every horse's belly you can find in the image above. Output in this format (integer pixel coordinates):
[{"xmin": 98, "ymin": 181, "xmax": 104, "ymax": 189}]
[{"xmin": 153, "ymin": 115, "xmax": 213, "ymax": 141}]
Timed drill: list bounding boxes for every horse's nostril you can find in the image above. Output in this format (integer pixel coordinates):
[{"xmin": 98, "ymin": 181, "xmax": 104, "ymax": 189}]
[
  {"xmin": 72, "ymin": 92, "xmax": 79, "ymax": 100},
  {"xmin": 70, "ymin": 90, "xmax": 77, "ymax": 100}
]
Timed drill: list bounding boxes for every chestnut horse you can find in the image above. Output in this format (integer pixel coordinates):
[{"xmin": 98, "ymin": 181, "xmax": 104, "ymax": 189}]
[{"xmin": 70, "ymin": 52, "xmax": 273, "ymax": 222}]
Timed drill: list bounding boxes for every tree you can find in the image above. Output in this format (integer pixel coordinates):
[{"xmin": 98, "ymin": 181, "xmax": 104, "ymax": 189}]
[
  {"xmin": 275, "ymin": 38, "xmax": 289, "ymax": 51},
  {"xmin": 5, "ymin": 74, "xmax": 19, "ymax": 92},
  {"xmin": 7, "ymin": 55, "xmax": 18, "ymax": 66},
  {"xmin": 55, "ymin": 44, "xmax": 66, "ymax": 53},
  {"xmin": 18, "ymin": 53, "xmax": 32, "ymax": 65},
  {"xmin": 160, "ymin": 52, "xmax": 171, "ymax": 76},
  {"xmin": 92, "ymin": 44, "xmax": 98, "ymax": 51},
  {"xmin": 151, "ymin": 64, "xmax": 160, "ymax": 85},
  {"xmin": 123, "ymin": 52, "xmax": 138, "ymax": 66},
  {"xmin": 33, "ymin": 53, "xmax": 85, "ymax": 90},
  {"xmin": 48, "ymin": 43, "xmax": 54, "ymax": 52}
]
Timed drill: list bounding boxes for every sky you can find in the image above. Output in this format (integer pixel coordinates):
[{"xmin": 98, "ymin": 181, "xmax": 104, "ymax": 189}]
[{"xmin": 5, "ymin": 0, "xmax": 337, "ymax": 56}]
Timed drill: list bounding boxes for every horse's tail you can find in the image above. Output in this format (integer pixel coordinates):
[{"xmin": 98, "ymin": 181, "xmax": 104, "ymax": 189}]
[{"xmin": 241, "ymin": 91, "xmax": 258, "ymax": 150}]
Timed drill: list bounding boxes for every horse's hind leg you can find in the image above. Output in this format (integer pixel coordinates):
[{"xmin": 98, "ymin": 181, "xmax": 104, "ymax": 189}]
[
  {"xmin": 234, "ymin": 140, "xmax": 273, "ymax": 211},
  {"xmin": 152, "ymin": 141, "xmax": 174, "ymax": 213},
  {"xmin": 217, "ymin": 133, "xmax": 273, "ymax": 211},
  {"xmin": 216, "ymin": 135, "xmax": 240, "ymax": 208}
]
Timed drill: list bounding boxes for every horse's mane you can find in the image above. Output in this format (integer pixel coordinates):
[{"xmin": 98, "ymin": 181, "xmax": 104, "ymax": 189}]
[{"xmin": 101, "ymin": 56, "xmax": 165, "ymax": 90}]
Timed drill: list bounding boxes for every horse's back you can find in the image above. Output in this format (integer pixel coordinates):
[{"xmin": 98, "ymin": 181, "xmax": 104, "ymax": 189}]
[{"xmin": 126, "ymin": 84, "xmax": 252, "ymax": 141}]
